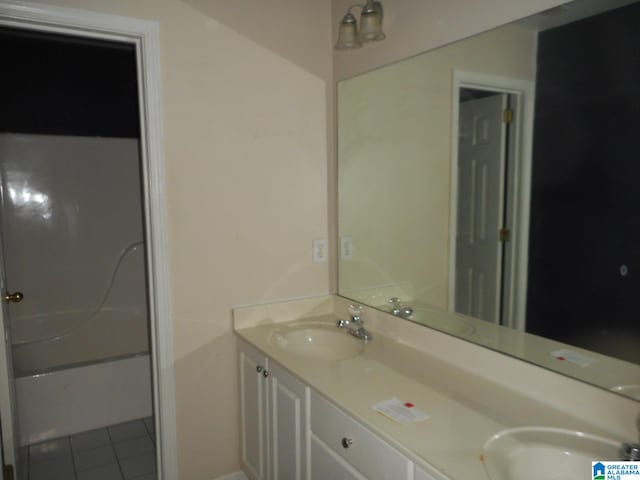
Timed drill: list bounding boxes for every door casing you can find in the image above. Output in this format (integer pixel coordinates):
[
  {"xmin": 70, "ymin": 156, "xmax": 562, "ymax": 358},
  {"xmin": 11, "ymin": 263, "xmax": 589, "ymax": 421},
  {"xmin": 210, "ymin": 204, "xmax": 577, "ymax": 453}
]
[{"xmin": 0, "ymin": 1, "xmax": 177, "ymax": 478}]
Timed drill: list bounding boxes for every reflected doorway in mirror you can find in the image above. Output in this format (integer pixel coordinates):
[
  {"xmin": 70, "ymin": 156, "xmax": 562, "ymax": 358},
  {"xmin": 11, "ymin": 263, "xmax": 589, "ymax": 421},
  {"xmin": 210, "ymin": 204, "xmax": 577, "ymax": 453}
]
[{"xmin": 449, "ymin": 70, "xmax": 535, "ymax": 332}]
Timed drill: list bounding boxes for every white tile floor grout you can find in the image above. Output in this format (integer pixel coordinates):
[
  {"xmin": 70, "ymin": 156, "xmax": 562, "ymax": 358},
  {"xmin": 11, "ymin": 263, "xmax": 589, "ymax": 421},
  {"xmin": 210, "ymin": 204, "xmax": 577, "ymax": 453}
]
[{"xmin": 21, "ymin": 417, "xmax": 156, "ymax": 480}]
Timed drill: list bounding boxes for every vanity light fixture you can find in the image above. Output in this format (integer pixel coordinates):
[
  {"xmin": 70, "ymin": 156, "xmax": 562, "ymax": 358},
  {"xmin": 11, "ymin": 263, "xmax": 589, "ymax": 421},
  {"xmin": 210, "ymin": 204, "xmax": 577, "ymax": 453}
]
[{"xmin": 335, "ymin": 0, "xmax": 386, "ymax": 50}]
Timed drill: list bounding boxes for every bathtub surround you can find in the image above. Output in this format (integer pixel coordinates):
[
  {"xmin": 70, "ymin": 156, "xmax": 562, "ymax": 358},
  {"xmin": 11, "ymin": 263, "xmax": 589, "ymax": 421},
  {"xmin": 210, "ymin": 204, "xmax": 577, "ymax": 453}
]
[
  {"xmin": 0, "ymin": 134, "xmax": 153, "ymax": 444},
  {"xmin": 16, "ymin": 354, "xmax": 152, "ymax": 445},
  {"xmin": 0, "ymin": 134, "xmax": 149, "ymax": 375}
]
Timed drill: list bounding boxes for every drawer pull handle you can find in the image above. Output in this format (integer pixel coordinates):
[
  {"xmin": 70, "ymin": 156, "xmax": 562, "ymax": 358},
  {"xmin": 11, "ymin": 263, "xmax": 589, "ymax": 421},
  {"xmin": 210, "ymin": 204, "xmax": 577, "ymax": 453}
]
[
  {"xmin": 341, "ymin": 437, "xmax": 353, "ymax": 449},
  {"xmin": 263, "ymin": 370, "xmax": 271, "ymax": 378},
  {"xmin": 256, "ymin": 365, "xmax": 263, "ymax": 373}
]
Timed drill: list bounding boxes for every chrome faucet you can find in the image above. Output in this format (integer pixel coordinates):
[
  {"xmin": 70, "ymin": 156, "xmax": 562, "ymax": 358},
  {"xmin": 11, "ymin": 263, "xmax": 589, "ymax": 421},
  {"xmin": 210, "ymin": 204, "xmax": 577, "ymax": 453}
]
[
  {"xmin": 621, "ymin": 414, "xmax": 640, "ymax": 460},
  {"xmin": 388, "ymin": 297, "xmax": 414, "ymax": 319},
  {"xmin": 337, "ymin": 304, "xmax": 373, "ymax": 342}
]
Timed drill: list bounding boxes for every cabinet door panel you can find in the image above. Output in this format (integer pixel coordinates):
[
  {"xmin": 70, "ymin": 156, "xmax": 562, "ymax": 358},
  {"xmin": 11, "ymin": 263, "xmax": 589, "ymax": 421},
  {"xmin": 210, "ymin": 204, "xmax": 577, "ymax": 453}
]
[
  {"xmin": 269, "ymin": 361, "xmax": 307, "ymax": 480},
  {"xmin": 240, "ymin": 341, "xmax": 267, "ymax": 480},
  {"xmin": 311, "ymin": 433, "xmax": 366, "ymax": 480}
]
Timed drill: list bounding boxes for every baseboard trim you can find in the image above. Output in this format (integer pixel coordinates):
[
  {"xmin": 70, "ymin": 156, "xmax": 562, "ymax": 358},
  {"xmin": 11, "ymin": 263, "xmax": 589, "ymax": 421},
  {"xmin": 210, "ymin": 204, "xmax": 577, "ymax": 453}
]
[{"xmin": 213, "ymin": 471, "xmax": 248, "ymax": 480}]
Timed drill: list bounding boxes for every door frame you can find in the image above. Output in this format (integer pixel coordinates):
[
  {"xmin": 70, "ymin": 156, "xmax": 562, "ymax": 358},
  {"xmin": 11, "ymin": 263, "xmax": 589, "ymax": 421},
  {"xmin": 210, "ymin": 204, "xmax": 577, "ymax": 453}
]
[
  {"xmin": 448, "ymin": 69, "xmax": 535, "ymax": 331},
  {"xmin": 0, "ymin": 1, "xmax": 177, "ymax": 479}
]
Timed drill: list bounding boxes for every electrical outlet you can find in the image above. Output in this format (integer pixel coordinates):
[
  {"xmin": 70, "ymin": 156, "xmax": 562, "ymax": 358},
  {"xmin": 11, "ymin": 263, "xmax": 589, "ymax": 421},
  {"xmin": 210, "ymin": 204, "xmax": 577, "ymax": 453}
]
[
  {"xmin": 341, "ymin": 236, "xmax": 353, "ymax": 259},
  {"xmin": 312, "ymin": 239, "xmax": 328, "ymax": 262}
]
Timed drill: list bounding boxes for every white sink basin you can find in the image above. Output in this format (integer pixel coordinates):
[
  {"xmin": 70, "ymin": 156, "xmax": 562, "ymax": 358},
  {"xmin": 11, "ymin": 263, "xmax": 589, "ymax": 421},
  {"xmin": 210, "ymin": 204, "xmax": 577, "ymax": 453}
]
[
  {"xmin": 482, "ymin": 427, "xmax": 620, "ymax": 480},
  {"xmin": 269, "ymin": 323, "xmax": 364, "ymax": 361}
]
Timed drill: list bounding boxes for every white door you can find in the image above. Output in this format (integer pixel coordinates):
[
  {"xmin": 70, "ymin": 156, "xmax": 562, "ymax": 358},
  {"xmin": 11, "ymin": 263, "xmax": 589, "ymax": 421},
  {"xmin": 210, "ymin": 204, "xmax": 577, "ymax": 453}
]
[
  {"xmin": 0, "ymin": 222, "xmax": 20, "ymax": 476},
  {"xmin": 455, "ymin": 93, "xmax": 509, "ymax": 323}
]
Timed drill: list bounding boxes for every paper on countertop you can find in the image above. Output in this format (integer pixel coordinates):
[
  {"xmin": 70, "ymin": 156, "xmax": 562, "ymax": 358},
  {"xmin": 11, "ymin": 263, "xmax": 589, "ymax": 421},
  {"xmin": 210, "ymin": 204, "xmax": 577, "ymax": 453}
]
[
  {"xmin": 372, "ymin": 398, "xmax": 430, "ymax": 425},
  {"xmin": 550, "ymin": 349, "xmax": 596, "ymax": 367}
]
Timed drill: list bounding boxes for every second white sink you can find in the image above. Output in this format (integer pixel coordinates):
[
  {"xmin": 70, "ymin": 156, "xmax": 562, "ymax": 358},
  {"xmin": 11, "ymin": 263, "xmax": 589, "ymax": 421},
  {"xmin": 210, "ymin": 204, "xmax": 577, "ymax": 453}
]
[
  {"xmin": 482, "ymin": 426, "xmax": 620, "ymax": 480},
  {"xmin": 269, "ymin": 323, "xmax": 364, "ymax": 361}
]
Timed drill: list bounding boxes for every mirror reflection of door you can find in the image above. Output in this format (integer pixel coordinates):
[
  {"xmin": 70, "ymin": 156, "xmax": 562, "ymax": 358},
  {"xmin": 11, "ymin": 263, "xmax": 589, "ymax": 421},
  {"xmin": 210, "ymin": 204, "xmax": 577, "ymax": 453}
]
[{"xmin": 454, "ymin": 89, "xmax": 515, "ymax": 325}]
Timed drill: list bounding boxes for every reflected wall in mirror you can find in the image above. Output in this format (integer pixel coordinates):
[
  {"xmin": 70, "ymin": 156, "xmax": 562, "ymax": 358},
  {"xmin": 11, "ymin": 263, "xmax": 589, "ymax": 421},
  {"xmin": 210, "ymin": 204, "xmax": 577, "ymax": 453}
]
[{"xmin": 338, "ymin": 0, "xmax": 640, "ymax": 400}]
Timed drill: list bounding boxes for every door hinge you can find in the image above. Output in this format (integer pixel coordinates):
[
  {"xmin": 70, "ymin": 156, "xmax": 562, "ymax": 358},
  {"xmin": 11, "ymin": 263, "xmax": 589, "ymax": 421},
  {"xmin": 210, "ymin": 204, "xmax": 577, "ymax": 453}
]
[
  {"xmin": 3, "ymin": 464, "xmax": 15, "ymax": 480},
  {"xmin": 502, "ymin": 109, "xmax": 514, "ymax": 124},
  {"xmin": 499, "ymin": 228, "xmax": 511, "ymax": 243}
]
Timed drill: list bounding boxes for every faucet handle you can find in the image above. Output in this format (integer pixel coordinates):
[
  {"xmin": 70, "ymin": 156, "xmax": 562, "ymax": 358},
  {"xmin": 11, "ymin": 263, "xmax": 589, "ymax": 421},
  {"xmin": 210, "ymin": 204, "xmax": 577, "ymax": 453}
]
[{"xmin": 348, "ymin": 304, "xmax": 363, "ymax": 324}]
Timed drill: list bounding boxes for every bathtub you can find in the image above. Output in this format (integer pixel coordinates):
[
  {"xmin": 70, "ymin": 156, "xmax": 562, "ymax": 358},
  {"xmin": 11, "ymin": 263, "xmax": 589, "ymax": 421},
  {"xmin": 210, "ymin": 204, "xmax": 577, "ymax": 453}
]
[{"xmin": 15, "ymin": 353, "xmax": 153, "ymax": 445}]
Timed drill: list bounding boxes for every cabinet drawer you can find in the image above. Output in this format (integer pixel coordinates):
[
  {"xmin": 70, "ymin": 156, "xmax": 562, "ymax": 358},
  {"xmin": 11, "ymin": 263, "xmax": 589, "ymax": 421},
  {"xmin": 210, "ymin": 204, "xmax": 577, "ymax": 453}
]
[
  {"xmin": 310, "ymin": 390, "xmax": 411, "ymax": 480},
  {"xmin": 311, "ymin": 433, "xmax": 366, "ymax": 480}
]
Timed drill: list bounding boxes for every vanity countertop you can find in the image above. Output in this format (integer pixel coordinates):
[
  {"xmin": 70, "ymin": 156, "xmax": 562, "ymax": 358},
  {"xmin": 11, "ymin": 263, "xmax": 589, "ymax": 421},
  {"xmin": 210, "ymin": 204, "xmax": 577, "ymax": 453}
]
[
  {"xmin": 236, "ymin": 315, "xmax": 505, "ymax": 479},
  {"xmin": 233, "ymin": 295, "xmax": 636, "ymax": 479}
]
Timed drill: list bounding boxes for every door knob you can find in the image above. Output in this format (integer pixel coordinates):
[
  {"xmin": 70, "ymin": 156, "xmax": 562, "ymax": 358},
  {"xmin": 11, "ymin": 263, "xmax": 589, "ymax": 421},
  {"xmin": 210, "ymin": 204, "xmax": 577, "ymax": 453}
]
[{"xmin": 4, "ymin": 291, "xmax": 23, "ymax": 303}]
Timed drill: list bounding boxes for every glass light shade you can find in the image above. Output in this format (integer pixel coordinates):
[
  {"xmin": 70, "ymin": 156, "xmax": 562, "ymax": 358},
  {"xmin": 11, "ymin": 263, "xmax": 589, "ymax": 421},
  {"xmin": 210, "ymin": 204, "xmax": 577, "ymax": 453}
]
[
  {"xmin": 358, "ymin": 1, "xmax": 386, "ymax": 42},
  {"xmin": 335, "ymin": 12, "xmax": 362, "ymax": 49}
]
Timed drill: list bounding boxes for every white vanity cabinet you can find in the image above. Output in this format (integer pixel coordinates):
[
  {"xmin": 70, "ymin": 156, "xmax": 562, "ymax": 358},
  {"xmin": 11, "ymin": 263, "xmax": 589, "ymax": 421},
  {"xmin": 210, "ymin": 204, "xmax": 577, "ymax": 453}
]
[
  {"xmin": 239, "ymin": 340, "xmax": 445, "ymax": 480},
  {"xmin": 239, "ymin": 340, "xmax": 308, "ymax": 480}
]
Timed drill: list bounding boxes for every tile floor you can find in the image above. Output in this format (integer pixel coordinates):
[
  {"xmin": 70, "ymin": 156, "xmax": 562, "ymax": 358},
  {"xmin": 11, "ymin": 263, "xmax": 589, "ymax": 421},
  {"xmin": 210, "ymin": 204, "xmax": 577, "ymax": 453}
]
[{"xmin": 20, "ymin": 417, "xmax": 156, "ymax": 480}]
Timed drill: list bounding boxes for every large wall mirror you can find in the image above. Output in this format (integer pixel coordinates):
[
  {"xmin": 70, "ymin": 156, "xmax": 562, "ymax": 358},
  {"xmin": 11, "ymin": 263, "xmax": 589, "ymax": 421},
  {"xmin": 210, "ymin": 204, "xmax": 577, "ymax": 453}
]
[{"xmin": 338, "ymin": 0, "xmax": 640, "ymax": 401}]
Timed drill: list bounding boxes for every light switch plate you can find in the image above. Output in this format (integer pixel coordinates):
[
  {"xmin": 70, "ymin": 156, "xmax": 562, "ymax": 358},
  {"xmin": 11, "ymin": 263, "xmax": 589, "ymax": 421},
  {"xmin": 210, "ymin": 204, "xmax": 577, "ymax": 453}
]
[
  {"xmin": 312, "ymin": 239, "xmax": 328, "ymax": 262},
  {"xmin": 341, "ymin": 236, "xmax": 353, "ymax": 260}
]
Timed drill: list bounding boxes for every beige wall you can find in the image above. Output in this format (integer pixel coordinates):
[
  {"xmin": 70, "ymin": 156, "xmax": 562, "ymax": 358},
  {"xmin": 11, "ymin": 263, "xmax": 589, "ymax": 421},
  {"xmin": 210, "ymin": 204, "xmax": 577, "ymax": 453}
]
[
  {"xmin": 338, "ymin": 24, "xmax": 537, "ymax": 309},
  {"xmin": 28, "ymin": 0, "xmax": 331, "ymax": 478},
  {"xmin": 12, "ymin": 1, "xmax": 586, "ymax": 479}
]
